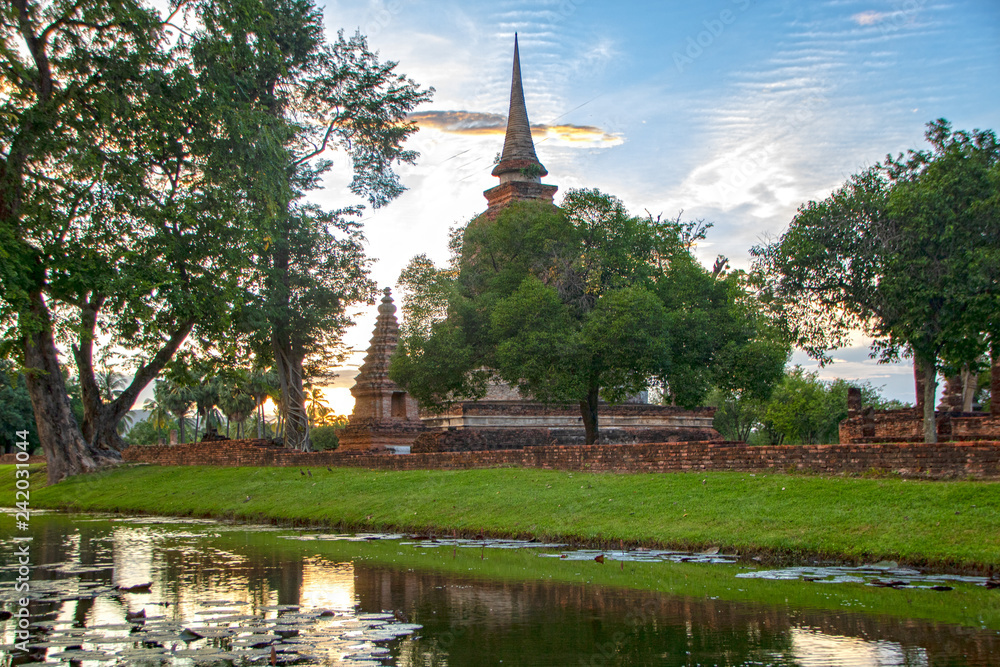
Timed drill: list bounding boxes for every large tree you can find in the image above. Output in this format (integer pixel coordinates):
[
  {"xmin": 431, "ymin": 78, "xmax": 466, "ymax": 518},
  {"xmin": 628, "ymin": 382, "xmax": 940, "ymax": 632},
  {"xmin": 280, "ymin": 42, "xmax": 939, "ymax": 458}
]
[
  {"xmin": 392, "ymin": 190, "xmax": 784, "ymax": 445},
  {"xmin": 1, "ymin": 0, "xmax": 431, "ymax": 479},
  {"xmin": 194, "ymin": 0, "xmax": 431, "ymax": 450},
  {"xmin": 752, "ymin": 120, "xmax": 1000, "ymax": 442},
  {"xmin": 0, "ymin": 0, "xmax": 248, "ymax": 481}
]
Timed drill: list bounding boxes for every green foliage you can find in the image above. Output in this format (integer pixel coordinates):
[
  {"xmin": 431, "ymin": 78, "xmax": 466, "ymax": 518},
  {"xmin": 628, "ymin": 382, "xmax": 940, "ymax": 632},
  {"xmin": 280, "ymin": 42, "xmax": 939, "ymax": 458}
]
[
  {"xmin": 126, "ymin": 415, "xmax": 179, "ymax": 447},
  {"xmin": 752, "ymin": 119, "xmax": 1000, "ymax": 440},
  {"xmin": 0, "ymin": 361, "xmax": 38, "ymax": 454},
  {"xmin": 0, "ymin": 0, "xmax": 431, "ymax": 468},
  {"xmin": 518, "ymin": 163, "xmax": 544, "ymax": 179},
  {"xmin": 191, "ymin": 1, "xmax": 431, "ymax": 450},
  {"xmin": 393, "ymin": 190, "xmax": 788, "ymax": 442},
  {"xmin": 761, "ymin": 368, "xmax": 844, "ymax": 445},
  {"xmin": 657, "ymin": 255, "xmax": 788, "ymax": 409},
  {"xmin": 712, "ymin": 367, "xmax": 909, "ymax": 444},
  {"xmin": 0, "ymin": 0, "xmax": 283, "ymax": 461},
  {"xmin": 396, "ymin": 254, "xmax": 457, "ymax": 341},
  {"xmin": 309, "ymin": 424, "xmax": 343, "ymax": 451}
]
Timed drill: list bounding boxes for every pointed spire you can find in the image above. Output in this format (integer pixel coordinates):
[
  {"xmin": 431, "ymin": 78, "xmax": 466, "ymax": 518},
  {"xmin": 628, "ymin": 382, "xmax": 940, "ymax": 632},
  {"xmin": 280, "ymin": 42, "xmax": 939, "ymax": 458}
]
[
  {"xmin": 339, "ymin": 287, "xmax": 423, "ymax": 452},
  {"xmin": 483, "ymin": 34, "xmax": 558, "ymax": 210},
  {"xmin": 491, "ymin": 34, "xmax": 547, "ymax": 183},
  {"xmin": 353, "ymin": 287, "xmax": 402, "ymax": 396}
]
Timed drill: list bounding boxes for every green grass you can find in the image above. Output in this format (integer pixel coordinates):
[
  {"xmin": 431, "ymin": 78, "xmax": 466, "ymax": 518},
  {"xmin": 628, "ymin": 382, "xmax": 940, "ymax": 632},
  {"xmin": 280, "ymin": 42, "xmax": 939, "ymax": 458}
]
[
  {"xmin": 4, "ymin": 464, "xmax": 999, "ymax": 572},
  {"xmin": 5, "ymin": 466, "xmax": 1000, "ymax": 632}
]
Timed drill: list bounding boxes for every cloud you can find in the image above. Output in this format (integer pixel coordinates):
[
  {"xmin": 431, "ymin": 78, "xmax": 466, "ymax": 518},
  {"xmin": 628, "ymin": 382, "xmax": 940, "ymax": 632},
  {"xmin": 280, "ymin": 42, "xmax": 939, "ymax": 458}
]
[
  {"xmin": 851, "ymin": 11, "xmax": 889, "ymax": 26},
  {"xmin": 409, "ymin": 110, "xmax": 623, "ymax": 147},
  {"xmin": 409, "ymin": 110, "xmax": 508, "ymax": 134}
]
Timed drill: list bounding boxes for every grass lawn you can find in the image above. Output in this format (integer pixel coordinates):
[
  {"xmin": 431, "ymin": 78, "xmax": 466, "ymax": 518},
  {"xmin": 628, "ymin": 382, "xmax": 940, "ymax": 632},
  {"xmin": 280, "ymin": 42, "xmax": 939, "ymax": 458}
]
[{"xmin": 3, "ymin": 463, "xmax": 998, "ymax": 572}]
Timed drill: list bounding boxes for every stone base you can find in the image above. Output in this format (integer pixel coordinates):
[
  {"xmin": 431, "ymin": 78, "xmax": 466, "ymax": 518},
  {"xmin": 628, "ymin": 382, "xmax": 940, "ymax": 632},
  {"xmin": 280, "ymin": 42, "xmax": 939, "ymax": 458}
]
[
  {"xmin": 421, "ymin": 401, "xmax": 717, "ymax": 430},
  {"xmin": 412, "ymin": 425, "xmax": 722, "ymax": 453},
  {"xmin": 337, "ymin": 420, "xmax": 423, "ymax": 453},
  {"xmin": 483, "ymin": 181, "xmax": 558, "ymax": 209}
]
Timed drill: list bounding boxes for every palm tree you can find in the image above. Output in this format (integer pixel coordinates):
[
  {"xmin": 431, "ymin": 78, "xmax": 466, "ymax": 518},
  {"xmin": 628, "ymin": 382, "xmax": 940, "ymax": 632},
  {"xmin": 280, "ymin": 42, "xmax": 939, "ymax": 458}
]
[
  {"xmin": 218, "ymin": 371, "xmax": 256, "ymax": 439},
  {"xmin": 96, "ymin": 365, "xmax": 128, "ymax": 403},
  {"xmin": 117, "ymin": 412, "xmax": 135, "ymax": 436},
  {"xmin": 304, "ymin": 386, "xmax": 333, "ymax": 428},
  {"xmin": 248, "ymin": 369, "xmax": 278, "ymax": 439},
  {"xmin": 142, "ymin": 393, "xmax": 172, "ymax": 444},
  {"xmin": 157, "ymin": 380, "xmax": 194, "ymax": 444}
]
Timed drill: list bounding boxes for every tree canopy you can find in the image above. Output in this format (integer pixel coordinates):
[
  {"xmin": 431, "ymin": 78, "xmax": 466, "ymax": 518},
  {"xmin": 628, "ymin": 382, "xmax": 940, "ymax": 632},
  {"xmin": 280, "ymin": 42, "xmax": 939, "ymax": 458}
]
[
  {"xmin": 392, "ymin": 189, "xmax": 787, "ymax": 444},
  {"xmin": 0, "ymin": 0, "xmax": 431, "ymax": 480},
  {"xmin": 752, "ymin": 119, "xmax": 1000, "ymax": 442},
  {"xmin": 195, "ymin": 1, "xmax": 431, "ymax": 450}
]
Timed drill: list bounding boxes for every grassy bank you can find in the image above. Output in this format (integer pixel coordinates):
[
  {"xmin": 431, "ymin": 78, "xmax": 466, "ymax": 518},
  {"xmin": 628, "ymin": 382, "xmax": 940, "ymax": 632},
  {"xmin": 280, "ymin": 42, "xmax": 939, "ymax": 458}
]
[{"xmin": 4, "ymin": 464, "xmax": 999, "ymax": 572}]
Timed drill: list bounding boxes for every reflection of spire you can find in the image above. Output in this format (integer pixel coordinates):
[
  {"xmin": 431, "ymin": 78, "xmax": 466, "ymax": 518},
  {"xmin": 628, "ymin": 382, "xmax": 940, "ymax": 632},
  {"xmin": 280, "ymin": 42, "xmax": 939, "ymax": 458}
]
[{"xmin": 484, "ymin": 35, "xmax": 557, "ymax": 209}]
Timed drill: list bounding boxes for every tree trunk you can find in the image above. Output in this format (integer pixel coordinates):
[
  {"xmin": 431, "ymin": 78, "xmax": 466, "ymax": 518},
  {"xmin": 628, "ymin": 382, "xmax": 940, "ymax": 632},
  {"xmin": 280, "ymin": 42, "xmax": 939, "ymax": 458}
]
[
  {"xmin": 579, "ymin": 385, "xmax": 600, "ymax": 446},
  {"xmin": 178, "ymin": 413, "xmax": 186, "ymax": 444},
  {"xmin": 21, "ymin": 292, "xmax": 107, "ymax": 484},
  {"xmin": 272, "ymin": 334, "xmax": 311, "ymax": 451},
  {"xmin": 960, "ymin": 364, "xmax": 975, "ymax": 413},
  {"xmin": 73, "ymin": 296, "xmax": 194, "ymax": 452},
  {"xmin": 991, "ymin": 345, "xmax": 1000, "ymax": 418},
  {"xmin": 914, "ymin": 360, "xmax": 926, "ymax": 412},
  {"xmin": 917, "ymin": 355, "xmax": 938, "ymax": 443}
]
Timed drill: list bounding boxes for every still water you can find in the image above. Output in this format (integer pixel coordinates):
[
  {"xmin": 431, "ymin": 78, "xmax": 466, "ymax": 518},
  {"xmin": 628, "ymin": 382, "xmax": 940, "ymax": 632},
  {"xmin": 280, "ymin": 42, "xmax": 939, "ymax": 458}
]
[{"xmin": 1, "ymin": 512, "xmax": 998, "ymax": 666}]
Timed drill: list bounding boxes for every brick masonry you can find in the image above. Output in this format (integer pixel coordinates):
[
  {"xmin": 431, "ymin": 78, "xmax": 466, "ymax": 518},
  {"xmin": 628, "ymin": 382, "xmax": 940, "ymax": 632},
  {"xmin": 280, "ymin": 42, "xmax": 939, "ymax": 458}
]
[
  {"xmin": 839, "ymin": 408, "xmax": 1000, "ymax": 444},
  {"xmin": 412, "ymin": 426, "xmax": 722, "ymax": 452},
  {"xmin": 120, "ymin": 439, "xmax": 1000, "ymax": 479}
]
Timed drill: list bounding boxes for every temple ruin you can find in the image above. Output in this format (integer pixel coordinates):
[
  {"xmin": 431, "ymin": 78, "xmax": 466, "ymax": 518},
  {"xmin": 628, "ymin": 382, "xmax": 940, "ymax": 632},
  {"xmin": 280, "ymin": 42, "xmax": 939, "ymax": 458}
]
[
  {"xmin": 840, "ymin": 358, "xmax": 1000, "ymax": 443},
  {"xmin": 337, "ymin": 288, "xmax": 423, "ymax": 452},
  {"xmin": 342, "ymin": 36, "xmax": 720, "ymax": 453}
]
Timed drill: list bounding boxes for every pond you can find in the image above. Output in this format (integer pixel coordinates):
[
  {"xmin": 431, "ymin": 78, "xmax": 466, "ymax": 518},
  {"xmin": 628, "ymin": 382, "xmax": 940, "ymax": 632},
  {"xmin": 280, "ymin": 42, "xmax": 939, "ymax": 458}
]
[{"xmin": 1, "ymin": 511, "xmax": 998, "ymax": 666}]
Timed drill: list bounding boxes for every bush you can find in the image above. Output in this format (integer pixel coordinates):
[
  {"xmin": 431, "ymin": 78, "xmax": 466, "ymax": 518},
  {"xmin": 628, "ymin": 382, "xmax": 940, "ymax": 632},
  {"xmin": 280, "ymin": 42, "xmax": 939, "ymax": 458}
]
[
  {"xmin": 126, "ymin": 418, "xmax": 179, "ymax": 446},
  {"xmin": 310, "ymin": 425, "xmax": 343, "ymax": 451}
]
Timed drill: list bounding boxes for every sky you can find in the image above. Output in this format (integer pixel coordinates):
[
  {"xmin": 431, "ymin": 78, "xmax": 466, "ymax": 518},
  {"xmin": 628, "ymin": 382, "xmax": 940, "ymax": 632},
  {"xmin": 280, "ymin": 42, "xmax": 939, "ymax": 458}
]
[{"xmin": 300, "ymin": 0, "xmax": 1000, "ymax": 415}]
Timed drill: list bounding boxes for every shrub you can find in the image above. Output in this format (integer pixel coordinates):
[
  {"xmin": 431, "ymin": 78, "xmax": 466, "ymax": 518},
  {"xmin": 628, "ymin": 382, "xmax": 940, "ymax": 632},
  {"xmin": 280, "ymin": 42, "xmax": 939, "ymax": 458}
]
[{"xmin": 311, "ymin": 425, "xmax": 343, "ymax": 451}]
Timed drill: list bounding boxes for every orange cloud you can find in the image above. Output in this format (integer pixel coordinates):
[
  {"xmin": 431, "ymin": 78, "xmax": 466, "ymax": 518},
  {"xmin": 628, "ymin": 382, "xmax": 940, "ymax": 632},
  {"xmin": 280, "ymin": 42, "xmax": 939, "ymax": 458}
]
[{"xmin": 409, "ymin": 110, "xmax": 623, "ymax": 147}]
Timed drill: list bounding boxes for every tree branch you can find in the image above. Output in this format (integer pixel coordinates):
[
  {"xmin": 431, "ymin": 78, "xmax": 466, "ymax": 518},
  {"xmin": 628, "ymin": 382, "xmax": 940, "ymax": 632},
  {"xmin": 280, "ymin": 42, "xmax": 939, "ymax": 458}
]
[{"xmin": 108, "ymin": 318, "xmax": 197, "ymax": 423}]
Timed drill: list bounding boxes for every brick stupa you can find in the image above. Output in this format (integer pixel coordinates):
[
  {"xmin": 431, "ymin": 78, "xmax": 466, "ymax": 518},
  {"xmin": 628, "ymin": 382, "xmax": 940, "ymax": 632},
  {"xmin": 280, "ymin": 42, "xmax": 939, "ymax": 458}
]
[
  {"xmin": 483, "ymin": 34, "xmax": 558, "ymax": 211},
  {"xmin": 337, "ymin": 288, "xmax": 423, "ymax": 452}
]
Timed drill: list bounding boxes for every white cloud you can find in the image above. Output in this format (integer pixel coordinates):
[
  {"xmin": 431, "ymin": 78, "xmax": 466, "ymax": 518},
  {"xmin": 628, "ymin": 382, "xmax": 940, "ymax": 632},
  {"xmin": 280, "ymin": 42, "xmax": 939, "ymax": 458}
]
[{"xmin": 851, "ymin": 10, "xmax": 889, "ymax": 26}]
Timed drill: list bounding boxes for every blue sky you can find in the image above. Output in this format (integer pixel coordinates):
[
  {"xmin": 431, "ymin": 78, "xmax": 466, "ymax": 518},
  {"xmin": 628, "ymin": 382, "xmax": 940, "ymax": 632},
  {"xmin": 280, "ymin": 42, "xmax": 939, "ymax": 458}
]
[{"xmin": 310, "ymin": 0, "xmax": 1000, "ymax": 412}]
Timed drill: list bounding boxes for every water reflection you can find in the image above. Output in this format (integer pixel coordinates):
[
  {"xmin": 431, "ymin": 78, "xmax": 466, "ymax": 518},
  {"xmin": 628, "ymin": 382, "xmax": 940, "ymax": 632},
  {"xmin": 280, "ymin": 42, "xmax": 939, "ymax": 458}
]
[{"xmin": 0, "ymin": 513, "xmax": 997, "ymax": 666}]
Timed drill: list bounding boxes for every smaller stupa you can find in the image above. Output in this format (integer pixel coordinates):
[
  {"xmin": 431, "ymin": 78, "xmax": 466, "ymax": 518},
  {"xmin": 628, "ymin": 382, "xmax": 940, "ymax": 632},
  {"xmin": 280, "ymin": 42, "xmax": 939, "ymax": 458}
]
[{"xmin": 337, "ymin": 288, "xmax": 423, "ymax": 452}]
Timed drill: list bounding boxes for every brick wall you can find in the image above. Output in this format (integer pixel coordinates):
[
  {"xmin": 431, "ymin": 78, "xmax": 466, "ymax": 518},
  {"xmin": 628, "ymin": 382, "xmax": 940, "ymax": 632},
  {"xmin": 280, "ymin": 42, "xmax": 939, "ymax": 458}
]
[
  {"xmin": 121, "ymin": 438, "xmax": 1000, "ymax": 479},
  {"xmin": 840, "ymin": 409, "xmax": 1000, "ymax": 443}
]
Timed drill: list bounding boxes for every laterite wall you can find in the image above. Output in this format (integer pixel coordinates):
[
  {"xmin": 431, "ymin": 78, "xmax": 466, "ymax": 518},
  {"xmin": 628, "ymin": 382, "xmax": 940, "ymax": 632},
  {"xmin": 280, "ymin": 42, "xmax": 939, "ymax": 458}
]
[{"xmin": 120, "ymin": 439, "xmax": 1000, "ymax": 479}]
